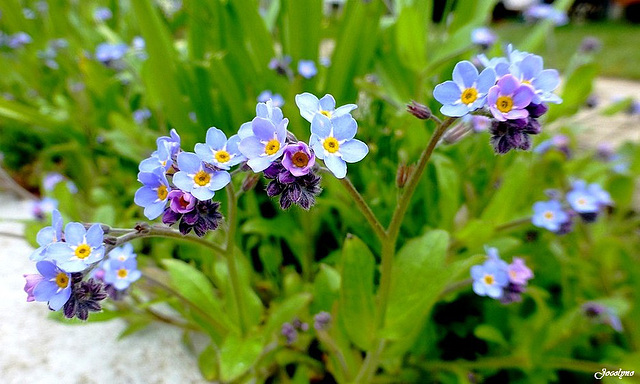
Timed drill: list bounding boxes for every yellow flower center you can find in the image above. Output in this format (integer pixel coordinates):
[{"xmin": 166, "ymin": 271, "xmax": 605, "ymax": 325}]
[
  {"xmin": 55, "ymin": 272, "xmax": 69, "ymax": 289},
  {"xmin": 265, "ymin": 139, "xmax": 280, "ymax": 155},
  {"xmin": 509, "ymin": 270, "xmax": 518, "ymax": 279},
  {"xmin": 193, "ymin": 170, "xmax": 211, "ymax": 186},
  {"xmin": 577, "ymin": 198, "xmax": 586, "ymax": 206},
  {"xmin": 215, "ymin": 150, "xmax": 231, "ymax": 163},
  {"xmin": 292, "ymin": 151, "xmax": 310, "ymax": 168},
  {"xmin": 460, "ymin": 88, "xmax": 478, "ymax": 105},
  {"xmin": 320, "ymin": 110, "xmax": 332, "ymax": 118},
  {"xmin": 117, "ymin": 268, "xmax": 128, "ymax": 279},
  {"xmin": 483, "ymin": 274, "xmax": 495, "ymax": 285},
  {"xmin": 74, "ymin": 244, "xmax": 92, "ymax": 259},
  {"xmin": 323, "ymin": 137, "xmax": 340, "ymax": 153},
  {"xmin": 544, "ymin": 211, "xmax": 554, "ymax": 220},
  {"xmin": 496, "ymin": 96, "xmax": 513, "ymax": 113},
  {"xmin": 156, "ymin": 184, "xmax": 168, "ymax": 200},
  {"xmin": 522, "ymin": 79, "xmax": 532, "ymax": 85}
]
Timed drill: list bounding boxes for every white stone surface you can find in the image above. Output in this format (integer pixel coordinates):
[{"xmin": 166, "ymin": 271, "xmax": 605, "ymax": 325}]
[{"xmin": 0, "ymin": 194, "xmax": 206, "ymax": 384}]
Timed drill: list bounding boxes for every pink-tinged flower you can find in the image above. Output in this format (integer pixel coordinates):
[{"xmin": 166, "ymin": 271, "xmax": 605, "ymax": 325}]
[
  {"xmin": 487, "ymin": 75, "xmax": 535, "ymax": 121},
  {"xmin": 282, "ymin": 142, "xmax": 316, "ymax": 177},
  {"xmin": 23, "ymin": 274, "xmax": 44, "ymax": 302},
  {"xmin": 167, "ymin": 189, "xmax": 197, "ymax": 213},
  {"xmin": 507, "ymin": 258, "xmax": 534, "ymax": 285}
]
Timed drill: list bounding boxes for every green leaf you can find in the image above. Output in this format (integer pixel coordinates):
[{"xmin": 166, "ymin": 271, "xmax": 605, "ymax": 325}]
[
  {"xmin": 312, "ymin": 264, "xmax": 341, "ymax": 314},
  {"xmin": 198, "ymin": 344, "xmax": 219, "ymax": 381},
  {"xmin": 339, "ymin": 235, "xmax": 376, "ymax": 350},
  {"xmin": 219, "ymin": 334, "xmax": 262, "ymax": 382},
  {"xmin": 161, "ymin": 259, "xmax": 235, "ymax": 334},
  {"xmin": 474, "ymin": 324, "xmax": 508, "ymax": 347},
  {"xmin": 118, "ymin": 319, "xmax": 152, "ymax": 339},
  {"xmin": 546, "ymin": 62, "xmax": 599, "ymax": 122},
  {"xmin": 394, "ymin": 2, "xmax": 429, "ymax": 71}
]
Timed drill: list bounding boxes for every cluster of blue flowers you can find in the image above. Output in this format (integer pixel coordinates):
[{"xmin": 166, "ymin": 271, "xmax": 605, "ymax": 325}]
[
  {"xmin": 532, "ymin": 180, "xmax": 612, "ymax": 234},
  {"xmin": 135, "ymin": 94, "xmax": 368, "ymax": 223},
  {"xmin": 0, "ymin": 31, "xmax": 32, "ymax": 49},
  {"xmin": 470, "ymin": 247, "xmax": 534, "ymax": 304},
  {"xmin": 434, "ymin": 45, "xmax": 561, "ymax": 154},
  {"xmin": 23, "ymin": 210, "xmax": 141, "ymax": 319},
  {"xmin": 94, "ymin": 36, "xmax": 146, "ymax": 69}
]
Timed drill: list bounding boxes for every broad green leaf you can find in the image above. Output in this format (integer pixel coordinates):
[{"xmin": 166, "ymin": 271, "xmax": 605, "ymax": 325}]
[
  {"xmin": 339, "ymin": 235, "xmax": 376, "ymax": 350},
  {"xmin": 395, "ymin": 2, "xmax": 429, "ymax": 71},
  {"xmin": 433, "ymin": 154, "xmax": 461, "ymax": 229},
  {"xmin": 546, "ymin": 62, "xmax": 599, "ymax": 122},
  {"xmin": 198, "ymin": 344, "xmax": 219, "ymax": 381},
  {"xmin": 481, "ymin": 158, "xmax": 532, "ymax": 224},
  {"xmin": 219, "ymin": 334, "xmax": 262, "ymax": 382},
  {"xmin": 312, "ymin": 264, "xmax": 341, "ymax": 314},
  {"xmin": 281, "ymin": 0, "xmax": 322, "ymax": 61}
]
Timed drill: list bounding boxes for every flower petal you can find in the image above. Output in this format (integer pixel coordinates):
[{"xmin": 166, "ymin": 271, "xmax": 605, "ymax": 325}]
[
  {"xmin": 48, "ymin": 288, "xmax": 71, "ymax": 311},
  {"xmin": 311, "ymin": 114, "xmax": 332, "ymax": 138},
  {"xmin": 238, "ymin": 136, "xmax": 266, "ymax": 159},
  {"xmin": 144, "ymin": 201, "xmax": 165, "ymax": 220},
  {"xmin": 433, "ymin": 81, "xmax": 461, "ymax": 105},
  {"xmin": 332, "ymin": 114, "xmax": 357, "ymax": 141},
  {"xmin": 177, "ymin": 152, "xmax": 202, "ymax": 174},
  {"xmin": 476, "ymin": 67, "xmax": 497, "ymax": 93},
  {"xmin": 518, "ymin": 54, "xmax": 543, "ymax": 81},
  {"xmin": 191, "ymin": 186, "xmax": 215, "ymax": 201},
  {"xmin": 333, "ymin": 104, "xmax": 357, "ymax": 117},
  {"xmin": 85, "ymin": 224, "xmax": 104, "ymax": 248},
  {"xmin": 440, "ymin": 103, "xmax": 470, "ymax": 117},
  {"xmin": 172, "ymin": 171, "xmax": 195, "ymax": 193},
  {"xmin": 247, "ymin": 156, "xmax": 274, "ymax": 173},
  {"xmin": 252, "ymin": 117, "xmax": 276, "ymax": 141},
  {"xmin": 209, "ymin": 171, "xmax": 231, "ymax": 191},
  {"xmin": 295, "ymin": 93, "xmax": 320, "ymax": 122},
  {"xmin": 340, "ymin": 139, "xmax": 369, "ymax": 163},
  {"xmin": 318, "ymin": 94, "xmax": 336, "ymax": 111},
  {"xmin": 512, "ymin": 85, "xmax": 535, "ymax": 108},
  {"xmin": 36, "ymin": 260, "xmax": 58, "ymax": 278},
  {"xmin": 36, "ymin": 226, "xmax": 56, "ymax": 247},
  {"xmin": 452, "ymin": 60, "xmax": 479, "ymax": 89},
  {"xmin": 33, "ymin": 281, "xmax": 57, "ymax": 302},
  {"xmin": 194, "ymin": 143, "xmax": 214, "ymax": 163},
  {"xmin": 324, "ymin": 155, "xmax": 347, "ymax": 179},
  {"xmin": 205, "ymin": 127, "xmax": 227, "ymax": 150},
  {"xmin": 64, "ymin": 222, "xmax": 86, "ymax": 245},
  {"xmin": 238, "ymin": 122, "xmax": 253, "ymax": 139},
  {"xmin": 497, "ymin": 74, "xmax": 519, "ymax": 95},
  {"xmin": 309, "ymin": 134, "xmax": 324, "ymax": 160},
  {"xmin": 532, "ymin": 69, "xmax": 560, "ymax": 93}
]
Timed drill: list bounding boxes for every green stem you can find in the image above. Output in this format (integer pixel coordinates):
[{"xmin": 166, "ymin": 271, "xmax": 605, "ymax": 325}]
[
  {"xmin": 386, "ymin": 117, "xmax": 456, "ymax": 243},
  {"xmin": 110, "ymin": 225, "xmax": 225, "ymax": 255},
  {"xmin": 339, "ymin": 177, "xmax": 387, "ymax": 241},
  {"xmin": 495, "ymin": 217, "xmax": 532, "ymax": 232},
  {"xmin": 224, "ymin": 183, "xmax": 247, "ymax": 336}
]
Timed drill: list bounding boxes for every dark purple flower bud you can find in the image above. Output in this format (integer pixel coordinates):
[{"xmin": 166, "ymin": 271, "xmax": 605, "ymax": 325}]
[
  {"xmin": 314, "ymin": 311, "xmax": 332, "ymax": 331},
  {"xmin": 490, "ymin": 117, "xmax": 542, "ymax": 155},
  {"xmin": 162, "ymin": 207, "xmax": 181, "ymax": 225},
  {"xmin": 278, "ymin": 170, "xmax": 297, "ymax": 184},
  {"xmin": 407, "ymin": 101, "xmax": 432, "ymax": 120},
  {"xmin": 281, "ymin": 322, "xmax": 298, "ymax": 344},
  {"xmin": 526, "ymin": 103, "xmax": 549, "ymax": 118},
  {"xmin": 63, "ymin": 278, "xmax": 107, "ymax": 321},
  {"xmin": 579, "ymin": 211, "xmax": 599, "ymax": 223},
  {"xmin": 585, "ymin": 94, "xmax": 599, "ymax": 109},
  {"xmin": 500, "ymin": 283, "xmax": 526, "ymax": 304},
  {"xmin": 263, "ymin": 160, "xmax": 322, "ymax": 210},
  {"xmin": 579, "ymin": 36, "xmax": 601, "ymax": 54},
  {"xmin": 596, "ymin": 142, "xmax": 615, "ymax": 161}
]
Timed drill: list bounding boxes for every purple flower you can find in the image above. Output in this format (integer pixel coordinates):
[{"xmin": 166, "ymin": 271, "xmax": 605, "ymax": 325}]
[
  {"xmin": 32, "ymin": 261, "xmax": 72, "ymax": 310},
  {"xmin": 510, "ymin": 54, "xmax": 561, "ymax": 104},
  {"xmin": 104, "ymin": 258, "xmax": 142, "ymax": 290},
  {"xmin": 524, "ymin": 4, "xmax": 569, "ymax": 26},
  {"xmin": 534, "ymin": 134, "xmax": 570, "ymax": 157},
  {"xmin": 269, "ymin": 55, "xmax": 293, "ymax": 76},
  {"xmin": 433, "ymin": 61, "xmax": 496, "ymax": 117},
  {"xmin": 471, "ymin": 260, "xmax": 509, "ymax": 299},
  {"xmin": 46, "ymin": 223, "xmax": 105, "ymax": 273},
  {"xmin": 134, "ymin": 167, "xmax": 171, "ymax": 220},
  {"xmin": 487, "ymin": 74, "xmax": 535, "ymax": 121},
  {"xmin": 23, "ymin": 274, "xmax": 44, "ymax": 302},
  {"xmin": 107, "ymin": 243, "xmax": 137, "ymax": 262},
  {"xmin": 257, "ymin": 90, "xmax": 284, "ymax": 107},
  {"xmin": 310, "ymin": 114, "xmax": 368, "ymax": 179},
  {"xmin": 297, "ymin": 60, "xmax": 318, "ymax": 79},
  {"xmin": 281, "ymin": 322, "xmax": 298, "ymax": 344},
  {"xmin": 93, "ymin": 7, "xmax": 112, "ymax": 22},
  {"xmin": 295, "ymin": 93, "xmax": 357, "ymax": 124},
  {"xmin": 32, "ymin": 197, "xmax": 58, "ymax": 220},
  {"xmin": 31, "ymin": 209, "xmax": 64, "ymax": 261},
  {"xmin": 314, "ymin": 311, "xmax": 332, "ymax": 331},
  {"xmin": 7, "ymin": 32, "xmax": 32, "ymax": 49},
  {"xmin": 507, "ymin": 258, "xmax": 533, "ymax": 285},
  {"xmin": 95, "ymin": 42, "xmax": 128, "ymax": 65},
  {"xmin": 471, "ymin": 27, "xmax": 497, "ymax": 48},
  {"xmin": 532, "ymin": 200, "xmax": 570, "ymax": 232},
  {"xmin": 238, "ymin": 115, "xmax": 289, "ymax": 173},
  {"xmin": 172, "ymin": 152, "xmax": 231, "ymax": 200},
  {"xmin": 282, "ymin": 142, "xmax": 316, "ymax": 177},
  {"xmin": 167, "ymin": 189, "xmax": 197, "ymax": 213},
  {"xmin": 133, "ymin": 108, "xmax": 151, "ymax": 124},
  {"xmin": 194, "ymin": 127, "xmax": 245, "ymax": 170}
]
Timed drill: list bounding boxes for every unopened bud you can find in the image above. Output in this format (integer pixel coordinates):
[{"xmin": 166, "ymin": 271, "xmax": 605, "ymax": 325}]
[
  {"xmin": 396, "ymin": 163, "xmax": 414, "ymax": 189},
  {"xmin": 134, "ymin": 222, "xmax": 151, "ymax": 234},
  {"xmin": 103, "ymin": 236, "xmax": 118, "ymax": 246},
  {"xmin": 407, "ymin": 101, "xmax": 431, "ymax": 120}
]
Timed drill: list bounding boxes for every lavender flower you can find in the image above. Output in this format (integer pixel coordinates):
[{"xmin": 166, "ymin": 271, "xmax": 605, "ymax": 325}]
[
  {"xmin": 134, "ymin": 167, "xmax": 172, "ymax": 220},
  {"xmin": 524, "ymin": 3, "xmax": 569, "ymax": 26},
  {"xmin": 487, "ymin": 74, "xmax": 535, "ymax": 121},
  {"xmin": 172, "ymin": 152, "xmax": 231, "ymax": 200},
  {"xmin": 281, "ymin": 322, "xmax": 298, "ymax": 344},
  {"xmin": 314, "ymin": 311, "xmax": 332, "ymax": 331},
  {"xmin": 7, "ymin": 32, "xmax": 32, "ymax": 49},
  {"xmin": 433, "ymin": 61, "xmax": 496, "ymax": 117},
  {"xmin": 133, "ymin": 108, "xmax": 151, "ymax": 124},
  {"xmin": 43, "ymin": 172, "xmax": 64, "ymax": 191},
  {"xmin": 489, "ymin": 116, "xmax": 541, "ymax": 154},
  {"xmin": 139, "ymin": 141, "xmax": 173, "ymax": 172},
  {"xmin": 24, "ymin": 273, "xmax": 44, "ymax": 302},
  {"xmin": 298, "ymin": 60, "xmax": 318, "ymax": 79},
  {"xmin": 157, "ymin": 128, "xmax": 181, "ymax": 158},
  {"xmin": 309, "ymin": 114, "xmax": 368, "ymax": 179},
  {"xmin": 46, "ymin": 223, "xmax": 105, "ymax": 272},
  {"xmin": 582, "ymin": 302, "xmax": 623, "ymax": 332},
  {"xmin": 282, "ymin": 142, "xmax": 315, "ymax": 176},
  {"xmin": 238, "ymin": 114, "xmax": 289, "ymax": 172},
  {"xmin": 32, "ymin": 261, "xmax": 72, "ymax": 310},
  {"xmin": 507, "ymin": 258, "xmax": 534, "ymax": 285},
  {"xmin": 532, "ymin": 200, "xmax": 570, "ymax": 232},
  {"xmin": 94, "ymin": 7, "xmax": 113, "ymax": 22},
  {"xmin": 95, "ymin": 42, "xmax": 128, "ymax": 66},
  {"xmin": 32, "ymin": 197, "xmax": 58, "ymax": 220},
  {"xmin": 107, "ymin": 243, "xmax": 137, "ymax": 262},
  {"xmin": 268, "ymin": 55, "xmax": 293, "ymax": 77},
  {"xmin": 471, "ymin": 27, "xmax": 497, "ymax": 49},
  {"xmin": 166, "ymin": 189, "xmax": 197, "ymax": 214}
]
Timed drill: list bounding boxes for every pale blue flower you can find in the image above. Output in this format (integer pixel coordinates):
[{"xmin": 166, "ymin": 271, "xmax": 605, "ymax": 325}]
[
  {"xmin": 295, "ymin": 93, "xmax": 357, "ymax": 124},
  {"xmin": 30, "ymin": 209, "xmax": 64, "ymax": 261},
  {"xmin": 134, "ymin": 167, "xmax": 171, "ymax": 220},
  {"xmin": 471, "ymin": 261, "xmax": 509, "ymax": 299},
  {"xmin": 104, "ymin": 258, "xmax": 141, "ymax": 290},
  {"xmin": 107, "ymin": 243, "xmax": 137, "ymax": 262},
  {"xmin": 32, "ymin": 261, "xmax": 72, "ymax": 310},
  {"xmin": 532, "ymin": 200, "xmax": 569, "ymax": 232},
  {"xmin": 195, "ymin": 127, "xmax": 245, "ymax": 170},
  {"xmin": 309, "ymin": 114, "xmax": 368, "ymax": 179},
  {"xmin": 47, "ymin": 223, "xmax": 105, "ymax": 272},
  {"xmin": 238, "ymin": 114, "xmax": 289, "ymax": 172},
  {"xmin": 298, "ymin": 60, "xmax": 318, "ymax": 79},
  {"xmin": 510, "ymin": 54, "xmax": 561, "ymax": 104},
  {"xmin": 172, "ymin": 152, "xmax": 231, "ymax": 200},
  {"xmin": 434, "ymin": 61, "xmax": 497, "ymax": 117}
]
